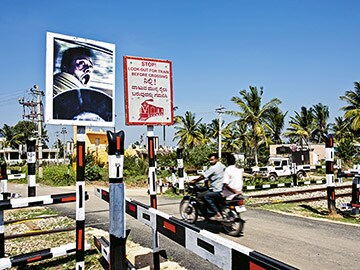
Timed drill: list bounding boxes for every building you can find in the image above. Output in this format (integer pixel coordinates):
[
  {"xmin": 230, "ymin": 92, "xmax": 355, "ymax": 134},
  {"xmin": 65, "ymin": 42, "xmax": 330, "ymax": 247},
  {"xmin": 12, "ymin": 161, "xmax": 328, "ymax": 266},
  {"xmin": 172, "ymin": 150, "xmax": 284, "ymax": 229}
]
[
  {"xmin": 83, "ymin": 128, "xmax": 109, "ymax": 165},
  {"xmin": 269, "ymin": 144, "xmax": 326, "ymax": 165}
]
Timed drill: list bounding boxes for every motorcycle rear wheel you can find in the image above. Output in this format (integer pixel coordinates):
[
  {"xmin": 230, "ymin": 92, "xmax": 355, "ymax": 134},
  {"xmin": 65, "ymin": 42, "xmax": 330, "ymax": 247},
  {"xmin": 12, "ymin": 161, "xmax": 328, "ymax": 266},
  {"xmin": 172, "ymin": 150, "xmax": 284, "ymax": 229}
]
[
  {"xmin": 179, "ymin": 198, "xmax": 198, "ymax": 224},
  {"xmin": 221, "ymin": 209, "xmax": 244, "ymax": 236}
]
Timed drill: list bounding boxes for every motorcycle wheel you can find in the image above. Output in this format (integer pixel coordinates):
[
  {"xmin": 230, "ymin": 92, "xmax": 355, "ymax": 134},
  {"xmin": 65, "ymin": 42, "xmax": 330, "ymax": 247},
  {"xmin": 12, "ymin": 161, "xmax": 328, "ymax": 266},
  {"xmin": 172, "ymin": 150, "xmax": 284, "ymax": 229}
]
[
  {"xmin": 179, "ymin": 198, "xmax": 198, "ymax": 224},
  {"xmin": 221, "ymin": 209, "xmax": 244, "ymax": 236}
]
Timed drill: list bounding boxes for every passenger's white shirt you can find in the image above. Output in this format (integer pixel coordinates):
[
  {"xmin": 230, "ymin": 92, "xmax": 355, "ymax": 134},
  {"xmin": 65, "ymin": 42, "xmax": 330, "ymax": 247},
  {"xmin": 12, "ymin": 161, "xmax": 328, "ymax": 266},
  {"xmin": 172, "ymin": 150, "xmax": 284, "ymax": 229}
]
[{"xmin": 222, "ymin": 165, "xmax": 243, "ymax": 196}]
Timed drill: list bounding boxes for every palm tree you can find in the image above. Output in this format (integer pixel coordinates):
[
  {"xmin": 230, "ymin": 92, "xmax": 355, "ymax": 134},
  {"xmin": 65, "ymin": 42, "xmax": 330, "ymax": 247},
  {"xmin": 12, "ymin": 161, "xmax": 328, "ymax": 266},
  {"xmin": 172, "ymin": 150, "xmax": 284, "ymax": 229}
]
[
  {"xmin": 264, "ymin": 107, "xmax": 287, "ymax": 144},
  {"xmin": 284, "ymin": 106, "xmax": 314, "ymax": 145},
  {"xmin": 339, "ymin": 82, "xmax": 360, "ymax": 131},
  {"xmin": 0, "ymin": 124, "xmax": 22, "ymax": 149},
  {"xmin": 198, "ymin": 123, "xmax": 211, "ymax": 144},
  {"xmin": 207, "ymin": 118, "xmax": 226, "ymax": 151},
  {"xmin": 13, "ymin": 120, "xmax": 38, "ymax": 146},
  {"xmin": 222, "ymin": 121, "xmax": 249, "ymax": 153},
  {"xmin": 226, "ymin": 86, "xmax": 281, "ymax": 166},
  {"xmin": 311, "ymin": 103, "xmax": 330, "ymax": 143},
  {"xmin": 207, "ymin": 119, "xmax": 222, "ymax": 140},
  {"xmin": 331, "ymin": 116, "xmax": 351, "ymax": 143},
  {"xmin": 173, "ymin": 111, "xmax": 203, "ymax": 149}
]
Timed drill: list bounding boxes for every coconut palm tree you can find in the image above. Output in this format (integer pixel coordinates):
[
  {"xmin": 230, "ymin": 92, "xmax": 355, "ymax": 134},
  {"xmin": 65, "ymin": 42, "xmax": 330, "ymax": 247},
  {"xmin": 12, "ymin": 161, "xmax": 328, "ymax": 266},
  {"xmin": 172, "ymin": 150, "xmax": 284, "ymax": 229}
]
[
  {"xmin": 0, "ymin": 124, "xmax": 22, "ymax": 149},
  {"xmin": 198, "ymin": 123, "xmax": 211, "ymax": 145},
  {"xmin": 339, "ymin": 82, "xmax": 360, "ymax": 132},
  {"xmin": 207, "ymin": 119, "xmax": 221, "ymax": 141},
  {"xmin": 173, "ymin": 111, "xmax": 203, "ymax": 149},
  {"xmin": 284, "ymin": 106, "xmax": 314, "ymax": 145},
  {"xmin": 331, "ymin": 116, "xmax": 352, "ymax": 143},
  {"xmin": 222, "ymin": 120, "xmax": 250, "ymax": 153},
  {"xmin": 264, "ymin": 107, "xmax": 287, "ymax": 144},
  {"xmin": 311, "ymin": 103, "xmax": 330, "ymax": 143},
  {"xmin": 226, "ymin": 86, "xmax": 281, "ymax": 166}
]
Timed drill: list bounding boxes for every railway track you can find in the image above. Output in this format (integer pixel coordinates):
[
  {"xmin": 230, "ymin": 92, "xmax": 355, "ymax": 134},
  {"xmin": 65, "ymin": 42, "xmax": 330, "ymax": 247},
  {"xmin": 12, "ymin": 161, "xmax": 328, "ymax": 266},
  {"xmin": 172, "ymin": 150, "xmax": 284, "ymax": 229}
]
[
  {"xmin": 249, "ymin": 184, "xmax": 352, "ymax": 199},
  {"xmin": 247, "ymin": 184, "xmax": 354, "ymax": 206}
]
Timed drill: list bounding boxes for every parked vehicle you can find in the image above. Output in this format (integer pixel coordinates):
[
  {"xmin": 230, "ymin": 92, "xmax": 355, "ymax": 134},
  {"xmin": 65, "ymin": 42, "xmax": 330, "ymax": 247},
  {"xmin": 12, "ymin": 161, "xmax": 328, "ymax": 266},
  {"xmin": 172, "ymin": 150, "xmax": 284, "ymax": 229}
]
[
  {"xmin": 179, "ymin": 184, "xmax": 246, "ymax": 236},
  {"xmin": 255, "ymin": 156, "xmax": 311, "ymax": 181}
]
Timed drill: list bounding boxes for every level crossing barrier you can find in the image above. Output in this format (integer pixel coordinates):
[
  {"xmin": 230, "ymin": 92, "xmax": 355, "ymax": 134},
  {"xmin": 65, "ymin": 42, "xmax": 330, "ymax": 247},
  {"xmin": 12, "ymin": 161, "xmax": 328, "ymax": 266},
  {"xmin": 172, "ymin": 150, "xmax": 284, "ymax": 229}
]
[
  {"xmin": 0, "ymin": 191, "xmax": 89, "ymax": 269},
  {"xmin": 337, "ymin": 169, "xmax": 360, "ymax": 209},
  {"xmin": 0, "ymin": 126, "xmax": 89, "ymax": 269},
  {"xmin": 94, "ymin": 187, "xmax": 298, "ymax": 270}
]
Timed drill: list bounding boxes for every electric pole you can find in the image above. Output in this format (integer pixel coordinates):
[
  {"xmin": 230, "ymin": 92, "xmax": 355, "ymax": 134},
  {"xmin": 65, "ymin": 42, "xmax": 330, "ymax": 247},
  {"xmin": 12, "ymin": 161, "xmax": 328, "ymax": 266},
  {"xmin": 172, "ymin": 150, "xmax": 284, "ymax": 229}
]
[
  {"xmin": 18, "ymin": 98, "xmax": 36, "ymax": 122},
  {"xmin": 30, "ymin": 85, "xmax": 44, "ymax": 178},
  {"xmin": 55, "ymin": 132, "xmax": 59, "ymax": 164},
  {"xmin": 216, "ymin": 105, "xmax": 225, "ymax": 159},
  {"xmin": 61, "ymin": 127, "xmax": 67, "ymax": 163}
]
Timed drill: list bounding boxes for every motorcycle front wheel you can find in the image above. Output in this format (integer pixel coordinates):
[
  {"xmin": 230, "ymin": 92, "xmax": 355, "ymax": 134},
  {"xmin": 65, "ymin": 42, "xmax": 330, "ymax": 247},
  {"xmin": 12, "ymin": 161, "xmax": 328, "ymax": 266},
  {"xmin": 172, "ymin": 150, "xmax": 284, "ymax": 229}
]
[
  {"xmin": 179, "ymin": 198, "xmax": 198, "ymax": 224},
  {"xmin": 221, "ymin": 209, "xmax": 244, "ymax": 236}
]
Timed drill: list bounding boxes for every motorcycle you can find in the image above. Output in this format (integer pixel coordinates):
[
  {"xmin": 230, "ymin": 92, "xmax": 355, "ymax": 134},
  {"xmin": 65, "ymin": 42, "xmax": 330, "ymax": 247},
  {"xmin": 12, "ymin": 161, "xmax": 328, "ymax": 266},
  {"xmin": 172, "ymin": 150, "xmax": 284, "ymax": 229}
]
[{"xmin": 179, "ymin": 184, "xmax": 246, "ymax": 236}]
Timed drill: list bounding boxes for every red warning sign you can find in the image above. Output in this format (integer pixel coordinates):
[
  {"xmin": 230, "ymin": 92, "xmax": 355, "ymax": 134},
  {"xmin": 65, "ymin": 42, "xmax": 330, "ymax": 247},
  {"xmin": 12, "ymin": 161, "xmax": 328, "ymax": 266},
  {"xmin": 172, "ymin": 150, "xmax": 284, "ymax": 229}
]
[{"xmin": 124, "ymin": 56, "xmax": 174, "ymax": 126}]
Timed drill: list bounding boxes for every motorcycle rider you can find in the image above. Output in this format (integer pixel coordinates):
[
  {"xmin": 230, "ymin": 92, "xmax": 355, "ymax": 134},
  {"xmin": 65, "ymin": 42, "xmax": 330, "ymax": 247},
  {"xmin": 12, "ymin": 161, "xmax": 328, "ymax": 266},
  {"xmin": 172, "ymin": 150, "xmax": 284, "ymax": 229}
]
[
  {"xmin": 204, "ymin": 154, "xmax": 243, "ymax": 221},
  {"xmin": 190, "ymin": 153, "xmax": 225, "ymax": 220}
]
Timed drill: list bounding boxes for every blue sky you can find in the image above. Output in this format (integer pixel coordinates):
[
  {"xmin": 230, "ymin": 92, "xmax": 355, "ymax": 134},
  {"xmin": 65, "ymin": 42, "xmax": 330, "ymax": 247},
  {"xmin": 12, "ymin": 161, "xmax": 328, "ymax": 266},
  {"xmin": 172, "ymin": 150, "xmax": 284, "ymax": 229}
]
[{"xmin": 0, "ymin": 0, "xmax": 359, "ymax": 147}]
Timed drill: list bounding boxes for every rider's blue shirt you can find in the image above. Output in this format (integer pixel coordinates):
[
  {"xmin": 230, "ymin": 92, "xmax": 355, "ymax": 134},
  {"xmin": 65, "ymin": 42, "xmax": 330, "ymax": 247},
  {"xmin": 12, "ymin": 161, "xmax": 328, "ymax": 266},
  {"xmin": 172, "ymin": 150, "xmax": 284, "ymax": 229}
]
[{"xmin": 203, "ymin": 162, "xmax": 225, "ymax": 192}]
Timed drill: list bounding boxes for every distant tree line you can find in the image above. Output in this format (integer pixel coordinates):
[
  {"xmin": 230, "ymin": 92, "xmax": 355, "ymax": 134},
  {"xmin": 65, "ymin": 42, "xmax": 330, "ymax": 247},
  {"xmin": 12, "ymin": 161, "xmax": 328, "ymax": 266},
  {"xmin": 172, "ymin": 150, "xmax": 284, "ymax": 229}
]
[{"xmin": 173, "ymin": 82, "xmax": 360, "ymax": 166}]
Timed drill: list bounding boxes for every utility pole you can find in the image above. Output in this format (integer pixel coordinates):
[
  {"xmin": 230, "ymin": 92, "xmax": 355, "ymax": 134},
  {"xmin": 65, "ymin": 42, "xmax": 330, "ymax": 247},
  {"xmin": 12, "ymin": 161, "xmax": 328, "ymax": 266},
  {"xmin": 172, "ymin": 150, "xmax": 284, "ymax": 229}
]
[
  {"xmin": 31, "ymin": 85, "xmax": 44, "ymax": 178},
  {"xmin": 61, "ymin": 127, "xmax": 67, "ymax": 163},
  {"xmin": 18, "ymin": 97, "xmax": 36, "ymax": 122},
  {"xmin": 162, "ymin": 106, "xmax": 178, "ymax": 147},
  {"xmin": 216, "ymin": 105, "xmax": 225, "ymax": 159},
  {"xmin": 55, "ymin": 132, "xmax": 59, "ymax": 164}
]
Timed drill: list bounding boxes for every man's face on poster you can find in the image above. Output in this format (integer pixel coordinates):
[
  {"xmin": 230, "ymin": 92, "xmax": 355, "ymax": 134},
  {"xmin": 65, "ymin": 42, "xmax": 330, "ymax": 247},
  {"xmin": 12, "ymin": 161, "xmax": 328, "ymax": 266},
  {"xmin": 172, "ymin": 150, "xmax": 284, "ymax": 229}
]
[{"xmin": 68, "ymin": 54, "xmax": 93, "ymax": 86}]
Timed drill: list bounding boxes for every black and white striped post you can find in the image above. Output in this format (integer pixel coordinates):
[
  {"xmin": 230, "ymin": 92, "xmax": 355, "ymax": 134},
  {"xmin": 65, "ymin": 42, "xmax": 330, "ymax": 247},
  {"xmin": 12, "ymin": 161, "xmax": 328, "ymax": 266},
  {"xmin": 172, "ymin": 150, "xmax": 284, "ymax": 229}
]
[
  {"xmin": 26, "ymin": 138, "xmax": 37, "ymax": 197},
  {"xmin": 325, "ymin": 134, "xmax": 336, "ymax": 214},
  {"xmin": 147, "ymin": 126, "xmax": 160, "ymax": 270},
  {"xmin": 0, "ymin": 162, "xmax": 7, "ymax": 258},
  {"xmin": 350, "ymin": 167, "xmax": 360, "ymax": 211},
  {"xmin": 107, "ymin": 130, "xmax": 127, "ymax": 270},
  {"xmin": 75, "ymin": 126, "xmax": 86, "ymax": 269},
  {"xmin": 337, "ymin": 159, "xmax": 342, "ymax": 183},
  {"xmin": 176, "ymin": 148, "xmax": 185, "ymax": 194},
  {"xmin": 291, "ymin": 162, "xmax": 297, "ymax": 186},
  {"xmin": 0, "ymin": 163, "xmax": 8, "ymax": 200},
  {"xmin": 350, "ymin": 177, "xmax": 360, "ymax": 210}
]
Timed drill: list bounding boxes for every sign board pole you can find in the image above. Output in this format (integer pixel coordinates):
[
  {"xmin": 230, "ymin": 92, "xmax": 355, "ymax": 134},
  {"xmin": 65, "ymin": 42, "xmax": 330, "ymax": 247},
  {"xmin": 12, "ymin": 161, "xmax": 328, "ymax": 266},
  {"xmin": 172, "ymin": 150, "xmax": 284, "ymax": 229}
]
[
  {"xmin": 45, "ymin": 32, "xmax": 116, "ymax": 268},
  {"xmin": 147, "ymin": 125, "xmax": 160, "ymax": 270},
  {"xmin": 107, "ymin": 130, "xmax": 127, "ymax": 270},
  {"xmin": 76, "ymin": 126, "xmax": 86, "ymax": 269}
]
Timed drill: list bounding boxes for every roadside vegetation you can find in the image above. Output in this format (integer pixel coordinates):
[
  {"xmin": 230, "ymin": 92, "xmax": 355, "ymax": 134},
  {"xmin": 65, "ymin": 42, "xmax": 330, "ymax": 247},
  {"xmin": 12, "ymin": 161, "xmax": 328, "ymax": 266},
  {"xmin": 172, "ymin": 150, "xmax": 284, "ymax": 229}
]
[
  {"xmin": 255, "ymin": 201, "xmax": 360, "ymax": 226},
  {"xmin": 3, "ymin": 82, "xmax": 360, "ymax": 186}
]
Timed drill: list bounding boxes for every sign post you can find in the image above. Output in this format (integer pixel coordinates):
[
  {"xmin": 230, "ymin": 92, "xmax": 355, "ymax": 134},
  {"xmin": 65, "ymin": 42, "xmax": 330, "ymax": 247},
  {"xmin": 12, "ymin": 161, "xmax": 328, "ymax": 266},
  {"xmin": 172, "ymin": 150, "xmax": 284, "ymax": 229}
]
[
  {"xmin": 123, "ymin": 56, "xmax": 173, "ymax": 126},
  {"xmin": 107, "ymin": 130, "xmax": 126, "ymax": 270},
  {"xmin": 45, "ymin": 32, "xmax": 115, "ymax": 269},
  {"xmin": 124, "ymin": 56, "xmax": 173, "ymax": 270}
]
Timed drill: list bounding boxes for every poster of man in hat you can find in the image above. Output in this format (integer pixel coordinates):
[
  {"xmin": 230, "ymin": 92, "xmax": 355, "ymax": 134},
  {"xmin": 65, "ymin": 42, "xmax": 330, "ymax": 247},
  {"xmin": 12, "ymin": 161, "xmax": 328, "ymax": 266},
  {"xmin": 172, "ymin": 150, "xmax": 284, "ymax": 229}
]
[{"xmin": 45, "ymin": 32, "xmax": 115, "ymax": 127}]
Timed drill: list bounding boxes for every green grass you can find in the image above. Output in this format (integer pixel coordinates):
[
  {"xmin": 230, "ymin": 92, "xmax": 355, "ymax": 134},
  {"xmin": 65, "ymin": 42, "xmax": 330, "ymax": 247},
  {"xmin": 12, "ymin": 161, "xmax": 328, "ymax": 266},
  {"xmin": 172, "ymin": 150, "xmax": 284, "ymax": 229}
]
[{"xmin": 254, "ymin": 202, "xmax": 360, "ymax": 225}]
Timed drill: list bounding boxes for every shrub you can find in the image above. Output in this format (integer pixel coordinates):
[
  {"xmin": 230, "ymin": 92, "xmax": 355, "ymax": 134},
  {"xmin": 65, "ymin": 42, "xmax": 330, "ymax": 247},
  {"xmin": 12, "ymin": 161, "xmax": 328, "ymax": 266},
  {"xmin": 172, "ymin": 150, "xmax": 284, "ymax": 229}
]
[
  {"xmin": 84, "ymin": 151, "xmax": 104, "ymax": 181},
  {"xmin": 42, "ymin": 164, "xmax": 75, "ymax": 186},
  {"xmin": 184, "ymin": 144, "xmax": 215, "ymax": 170},
  {"xmin": 123, "ymin": 155, "xmax": 148, "ymax": 177}
]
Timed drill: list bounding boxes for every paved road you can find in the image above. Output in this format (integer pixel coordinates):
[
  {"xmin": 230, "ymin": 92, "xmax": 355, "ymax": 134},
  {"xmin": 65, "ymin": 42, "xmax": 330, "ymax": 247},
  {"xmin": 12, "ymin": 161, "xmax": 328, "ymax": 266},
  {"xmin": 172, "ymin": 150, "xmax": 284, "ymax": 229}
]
[{"xmin": 7, "ymin": 183, "xmax": 360, "ymax": 270}]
